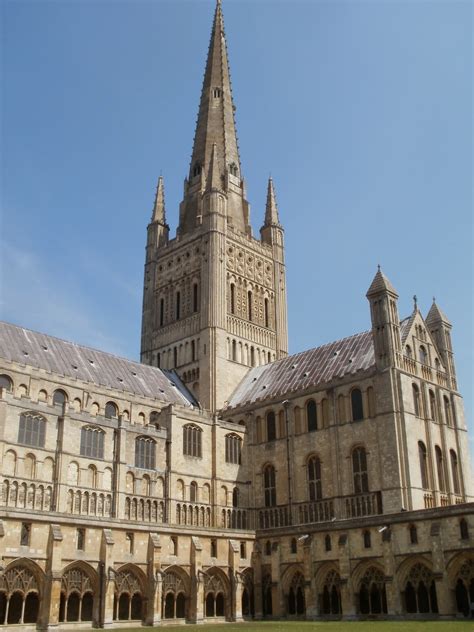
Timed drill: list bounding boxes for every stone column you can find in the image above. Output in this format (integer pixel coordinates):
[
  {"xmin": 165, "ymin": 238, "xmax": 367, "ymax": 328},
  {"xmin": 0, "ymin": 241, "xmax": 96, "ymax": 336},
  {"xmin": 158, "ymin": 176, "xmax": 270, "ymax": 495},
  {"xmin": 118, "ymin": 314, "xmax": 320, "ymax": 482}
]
[
  {"xmin": 100, "ymin": 529, "xmax": 115, "ymax": 628},
  {"xmin": 190, "ymin": 536, "xmax": 204, "ymax": 623},
  {"xmin": 252, "ymin": 550, "xmax": 263, "ymax": 620},
  {"xmin": 41, "ymin": 524, "xmax": 64, "ymax": 630},
  {"xmin": 146, "ymin": 533, "xmax": 162, "ymax": 624},
  {"xmin": 340, "ymin": 578, "xmax": 357, "ymax": 620}
]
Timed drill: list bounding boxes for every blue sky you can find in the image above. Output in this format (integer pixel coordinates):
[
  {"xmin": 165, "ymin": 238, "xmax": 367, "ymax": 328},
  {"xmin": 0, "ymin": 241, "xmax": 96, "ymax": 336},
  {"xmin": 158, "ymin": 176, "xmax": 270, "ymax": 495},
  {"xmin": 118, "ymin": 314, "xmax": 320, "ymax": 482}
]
[{"xmin": 1, "ymin": 1, "xmax": 472, "ymax": 459}]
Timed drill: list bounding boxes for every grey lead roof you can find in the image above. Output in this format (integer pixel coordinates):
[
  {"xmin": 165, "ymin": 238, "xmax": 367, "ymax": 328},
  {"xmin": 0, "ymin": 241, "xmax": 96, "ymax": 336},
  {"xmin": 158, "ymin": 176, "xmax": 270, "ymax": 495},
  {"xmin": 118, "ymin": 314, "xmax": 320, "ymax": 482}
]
[
  {"xmin": 226, "ymin": 330, "xmax": 376, "ymax": 410},
  {"xmin": 0, "ymin": 321, "xmax": 196, "ymax": 407}
]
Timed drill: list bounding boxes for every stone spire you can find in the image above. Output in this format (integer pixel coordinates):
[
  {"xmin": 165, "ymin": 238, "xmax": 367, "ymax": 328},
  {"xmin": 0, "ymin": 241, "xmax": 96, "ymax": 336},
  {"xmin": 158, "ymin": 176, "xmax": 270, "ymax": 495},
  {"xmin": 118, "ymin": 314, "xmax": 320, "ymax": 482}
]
[
  {"xmin": 151, "ymin": 175, "xmax": 166, "ymax": 224},
  {"xmin": 426, "ymin": 298, "xmax": 451, "ymax": 326},
  {"xmin": 264, "ymin": 177, "xmax": 280, "ymax": 226},
  {"xmin": 189, "ymin": 0, "xmax": 240, "ymax": 183},
  {"xmin": 366, "ymin": 267, "xmax": 398, "ymax": 298}
]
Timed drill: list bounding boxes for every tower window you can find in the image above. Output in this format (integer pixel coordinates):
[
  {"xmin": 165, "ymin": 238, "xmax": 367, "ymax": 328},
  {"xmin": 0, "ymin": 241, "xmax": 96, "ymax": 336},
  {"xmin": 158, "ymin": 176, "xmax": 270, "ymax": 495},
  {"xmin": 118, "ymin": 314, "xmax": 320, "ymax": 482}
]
[
  {"xmin": 225, "ymin": 433, "xmax": 242, "ymax": 464},
  {"xmin": 191, "ymin": 340, "xmax": 196, "ymax": 362},
  {"xmin": 418, "ymin": 441, "xmax": 429, "ymax": 489},
  {"xmin": 53, "ymin": 389, "xmax": 67, "ymax": 407},
  {"xmin": 176, "ymin": 292, "xmax": 181, "ymax": 320},
  {"xmin": 159, "ymin": 298, "xmax": 165, "ymax": 326},
  {"xmin": 450, "ymin": 449, "xmax": 460, "ymax": 495},
  {"xmin": 193, "ymin": 283, "xmax": 199, "ymax": 312},
  {"xmin": 213, "ymin": 87, "xmax": 221, "ymax": 98},
  {"xmin": 419, "ymin": 345, "xmax": 428, "ymax": 364},
  {"xmin": 18, "ymin": 412, "xmax": 46, "ymax": 448},
  {"xmin": 444, "ymin": 396, "xmax": 453, "ymax": 426},
  {"xmin": 264, "ymin": 298, "xmax": 269, "ymax": 328},
  {"xmin": 193, "ymin": 163, "xmax": 201, "ymax": 177},
  {"xmin": 211, "ymin": 538, "xmax": 217, "ymax": 557},
  {"xmin": 174, "ymin": 347, "xmax": 178, "ymax": 367},
  {"xmin": 412, "ymin": 384, "xmax": 421, "ymax": 417},
  {"xmin": 429, "ymin": 390, "xmax": 437, "ymax": 421},
  {"xmin": 105, "ymin": 401, "xmax": 118, "ymax": 419},
  {"xmin": 247, "ymin": 291, "xmax": 253, "ymax": 321},
  {"xmin": 126, "ymin": 532, "xmax": 134, "ymax": 554},
  {"xmin": 435, "ymin": 445, "xmax": 446, "ymax": 492},
  {"xmin": 229, "ymin": 162, "xmax": 238, "ymax": 176},
  {"xmin": 230, "ymin": 283, "xmax": 235, "ymax": 314}
]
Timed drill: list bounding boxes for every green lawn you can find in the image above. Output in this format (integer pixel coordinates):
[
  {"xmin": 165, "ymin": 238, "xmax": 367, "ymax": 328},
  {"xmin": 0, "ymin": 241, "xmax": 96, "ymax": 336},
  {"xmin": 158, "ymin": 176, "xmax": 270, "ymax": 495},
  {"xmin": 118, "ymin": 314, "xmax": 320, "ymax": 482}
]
[{"xmin": 114, "ymin": 622, "xmax": 473, "ymax": 632}]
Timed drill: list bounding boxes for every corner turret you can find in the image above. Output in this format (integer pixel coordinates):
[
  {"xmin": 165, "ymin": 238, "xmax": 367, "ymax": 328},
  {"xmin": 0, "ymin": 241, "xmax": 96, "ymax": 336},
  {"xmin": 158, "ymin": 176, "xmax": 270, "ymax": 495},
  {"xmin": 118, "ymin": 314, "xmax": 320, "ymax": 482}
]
[
  {"xmin": 426, "ymin": 299, "xmax": 457, "ymax": 389},
  {"xmin": 366, "ymin": 267, "xmax": 401, "ymax": 369}
]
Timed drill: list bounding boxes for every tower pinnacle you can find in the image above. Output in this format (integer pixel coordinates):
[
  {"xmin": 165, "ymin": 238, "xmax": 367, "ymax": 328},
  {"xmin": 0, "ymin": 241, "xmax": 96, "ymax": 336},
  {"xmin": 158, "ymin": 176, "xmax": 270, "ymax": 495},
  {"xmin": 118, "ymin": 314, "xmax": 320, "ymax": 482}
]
[
  {"xmin": 264, "ymin": 177, "xmax": 281, "ymax": 226},
  {"xmin": 152, "ymin": 175, "xmax": 166, "ymax": 224}
]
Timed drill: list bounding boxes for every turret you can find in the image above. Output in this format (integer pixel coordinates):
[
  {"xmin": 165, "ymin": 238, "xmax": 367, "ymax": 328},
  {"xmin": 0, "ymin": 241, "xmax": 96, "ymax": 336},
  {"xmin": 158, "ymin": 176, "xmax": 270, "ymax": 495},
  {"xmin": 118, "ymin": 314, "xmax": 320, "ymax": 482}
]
[
  {"xmin": 426, "ymin": 299, "xmax": 457, "ymax": 389},
  {"xmin": 366, "ymin": 267, "xmax": 401, "ymax": 369}
]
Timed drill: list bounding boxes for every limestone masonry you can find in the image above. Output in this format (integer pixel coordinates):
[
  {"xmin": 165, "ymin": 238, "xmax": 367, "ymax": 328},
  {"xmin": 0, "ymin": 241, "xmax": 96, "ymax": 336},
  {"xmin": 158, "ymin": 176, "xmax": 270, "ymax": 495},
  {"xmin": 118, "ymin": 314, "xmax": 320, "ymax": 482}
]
[{"xmin": 0, "ymin": 0, "xmax": 472, "ymax": 628}]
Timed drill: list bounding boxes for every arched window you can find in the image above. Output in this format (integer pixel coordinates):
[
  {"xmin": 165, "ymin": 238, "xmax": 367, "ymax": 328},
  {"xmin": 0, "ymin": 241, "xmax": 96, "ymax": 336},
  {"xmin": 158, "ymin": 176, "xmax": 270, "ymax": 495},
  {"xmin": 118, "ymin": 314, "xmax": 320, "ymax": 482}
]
[
  {"xmin": 18, "ymin": 412, "xmax": 46, "ymax": 448},
  {"xmin": 321, "ymin": 570, "xmax": 341, "ymax": 615},
  {"xmin": 266, "ymin": 411, "xmax": 276, "ymax": 442},
  {"xmin": 225, "ymin": 434, "xmax": 242, "ymax": 464},
  {"xmin": 409, "ymin": 524, "xmax": 418, "ymax": 544},
  {"xmin": 0, "ymin": 565, "xmax": 40, "ymax": 624},
  {"xmin": 443, "ymin": 396, "xmax": 453, "ymax": 426},
  {"xmin": 418, "ymin": 441, "xmax": 429, "ymax": 489},
  {"xmin": 24, "ymin": 453, "xmax": 36, "ymax": 479},
  {"xmin": 231, "ymin": 340, "xmax": 237, "ymax": 362},
  {"xmin": 352, "ymin": 446, "xmax": 368, "ymax": 494},
  {"xmin": 80, "ymin": 426, "xmax": 104, "ymax": 459},
  {"xmin": 87, "ymin": 464, "xmax": 97, "ymax": 488},
  {"xmin": 0, "ymin": 374, "xmax": 13, "ymax": 391},
  {"xmin": 247, "ymin": 290, "xmax": 253, "ymax": 321},
  {"xmin": 230, "ymin": 284, "xmax": 235, "ymax": 314},
  {"xmin": 176, "ymin": 292, "xmax": 181, "ymax": 320},
  {"xmin": 306, "ymin": 400, "xmax": 317, "ymax": 432},
  {"xmin": 358, "ymin": 567, "xmax": 387, "ymax": 615},
  {"xmin": 191, "ymin": 340, "xmax": 196, "ymax": 362},
  {"xmin": 307, "ymin": 456, "xmax": 322, "ymax": 501},
  {"xmin": 193, "ymin": 163, "xmax": 202, "ymax": 177},
  {"xmin": 183, "ymin": 424, "xmax": 202, "ymax": 458},
  {"xmin": 419, "ymin": 346, "xmax": 428, "ymax": 364},
  {"xmin": 232, "ymin": 487, "xmax": 239, "ymax": 507},
  {"xmin": 193, "ymin": 283, "xmax": 199, "ymax": 312},
  {"xmin": 450, "ymin": 450, "xmax": 460, "ymax": 495},
  {"xmin": 435, "ymin": 445, "xmax": 446, "ymax": 492},
  {"xmin": 263, "ymin": 464, "xmax": 276, "ymax": 507},
  {"xmin": 105, "ymin": 401, "xmax": 118, "ymax": 419},
  {"xmin": 363, "ymin": 530, "xmax": 371, "ymax": 548},
  {"xmin": 403, "ymin": 563, "xmax": 438, "ymax": 614},
  {"xmin": 135, "ymin": 436, "xmax": 156, "ymax": 469},
  {"xmin": 290, "ymin": 538, "xmax": 297, "ymax": 554},
  {"xmin": 429, "ymin": 390, "xmax": 437, "ymax": 421},
  {"xmin": 213, "ymin": 87, "xmax": 221, "ymax": 98},
  {"xmin": 325, "ymin": 534, "xmax": 331, "ymax": 551},
  {"xmin": 412, "ymin": 384, "xmax": 421, "ymax": 417},
  {"xmin": 351, "ymin": 388, "xmax": 364, "ymax": 421},
  {"xmin": 459, "ymin": 518, "xmax": 469, "ymax": 540},
  {"xmin": 264, "ymin": 298, "xmax": 269, "ymax": 328},
  {"xmin": 53, "ymin": 389, "xmax": 68, "ymax": 407},
  {"xmin": 405, "ymin": 345, "xmax": 412, "ymax": 359},
  {"xmin": 189, "ymin": 481, "xmax": 197, "ymax": 502}
]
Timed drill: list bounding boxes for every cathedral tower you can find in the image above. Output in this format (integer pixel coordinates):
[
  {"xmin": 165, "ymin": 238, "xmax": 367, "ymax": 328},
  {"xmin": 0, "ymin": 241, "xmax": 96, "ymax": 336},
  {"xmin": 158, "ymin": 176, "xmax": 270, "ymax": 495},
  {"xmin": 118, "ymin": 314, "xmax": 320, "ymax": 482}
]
[{"xmin": 141, "ymin": 1, "xmax": 289, "ymax": 411}]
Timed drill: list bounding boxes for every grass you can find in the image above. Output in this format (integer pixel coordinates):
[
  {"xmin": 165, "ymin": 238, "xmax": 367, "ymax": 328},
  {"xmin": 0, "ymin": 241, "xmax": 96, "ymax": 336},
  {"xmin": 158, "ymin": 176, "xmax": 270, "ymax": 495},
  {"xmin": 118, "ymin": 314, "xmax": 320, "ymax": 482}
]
[{"xmin": 114, "ymin": 622, "xmax": 474, "ymax": 632}]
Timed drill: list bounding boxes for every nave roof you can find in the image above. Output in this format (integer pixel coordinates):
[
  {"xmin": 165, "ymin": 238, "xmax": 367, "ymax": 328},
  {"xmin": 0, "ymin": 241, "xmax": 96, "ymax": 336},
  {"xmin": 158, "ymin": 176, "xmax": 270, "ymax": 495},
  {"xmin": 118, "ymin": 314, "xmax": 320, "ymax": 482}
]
[{"xmin": 0, "ymin": 321, "xmax": 196, "ymax": 407}]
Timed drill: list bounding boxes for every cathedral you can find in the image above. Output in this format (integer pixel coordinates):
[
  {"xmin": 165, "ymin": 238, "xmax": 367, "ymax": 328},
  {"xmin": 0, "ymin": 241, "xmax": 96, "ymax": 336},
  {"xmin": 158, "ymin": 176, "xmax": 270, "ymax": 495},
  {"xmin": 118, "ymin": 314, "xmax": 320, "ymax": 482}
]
[{"xmin": 0, "ymin": 1, "xmax": 472, "ymax": 628}]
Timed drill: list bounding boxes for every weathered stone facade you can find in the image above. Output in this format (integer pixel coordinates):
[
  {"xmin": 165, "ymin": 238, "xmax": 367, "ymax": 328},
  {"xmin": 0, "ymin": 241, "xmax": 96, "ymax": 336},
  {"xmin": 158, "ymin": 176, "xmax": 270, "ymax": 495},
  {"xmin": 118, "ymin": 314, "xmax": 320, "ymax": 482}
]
[{"xmin": 0, "ymin": 0, "xmax": 472, "ymax": 629}]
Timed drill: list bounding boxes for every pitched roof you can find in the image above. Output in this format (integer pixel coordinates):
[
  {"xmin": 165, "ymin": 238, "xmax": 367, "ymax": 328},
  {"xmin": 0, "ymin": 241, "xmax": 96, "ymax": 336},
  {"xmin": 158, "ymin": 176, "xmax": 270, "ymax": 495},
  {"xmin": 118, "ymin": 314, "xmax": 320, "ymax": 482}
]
[
  {"xmin": 225, "ymin": 330, "xmax": 375, "ymax": 410},
  {"xmin": 399, "ymin": 314, "xmax": 415, "ymax": 344},
  {"xmin": 0, "ymin": 321, "xmax": 196, "ymax": 407}
]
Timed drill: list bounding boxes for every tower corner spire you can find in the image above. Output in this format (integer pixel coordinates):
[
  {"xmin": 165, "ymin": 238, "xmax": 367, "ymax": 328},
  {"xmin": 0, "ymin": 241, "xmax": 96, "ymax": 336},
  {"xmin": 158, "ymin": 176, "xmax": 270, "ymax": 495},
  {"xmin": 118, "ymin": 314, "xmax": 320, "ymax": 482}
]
[
  {"xmin": 263, "ymin": 177, "xmax": 281, "ymax": 227},
  {"xmin": 151, "ymin": 175, "xmax": 166, "ymax": 224}
]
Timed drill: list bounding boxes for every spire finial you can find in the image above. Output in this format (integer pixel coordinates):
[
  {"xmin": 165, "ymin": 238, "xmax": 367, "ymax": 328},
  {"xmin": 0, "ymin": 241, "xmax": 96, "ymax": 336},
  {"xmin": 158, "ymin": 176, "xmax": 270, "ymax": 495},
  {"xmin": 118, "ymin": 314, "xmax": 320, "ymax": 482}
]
[
  {"xmin": 413, "ymin": 295, "xmax": 418, "ymax": 310},
  {"xmin": 433, "ymin": 296, "xmax": 436, "ymax": 303},
  {"xmin": 377, "ymin": 263, "xmax": 381, "ymax": 272}
]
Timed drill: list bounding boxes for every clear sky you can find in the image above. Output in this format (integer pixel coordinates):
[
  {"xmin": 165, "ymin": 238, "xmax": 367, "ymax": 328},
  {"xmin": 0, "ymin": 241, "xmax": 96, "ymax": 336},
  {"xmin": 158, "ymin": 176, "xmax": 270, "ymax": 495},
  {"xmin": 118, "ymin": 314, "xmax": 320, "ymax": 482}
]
[{"xmin": 1, "ymin": 1, "xmax": 472, "ymax": 459}]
